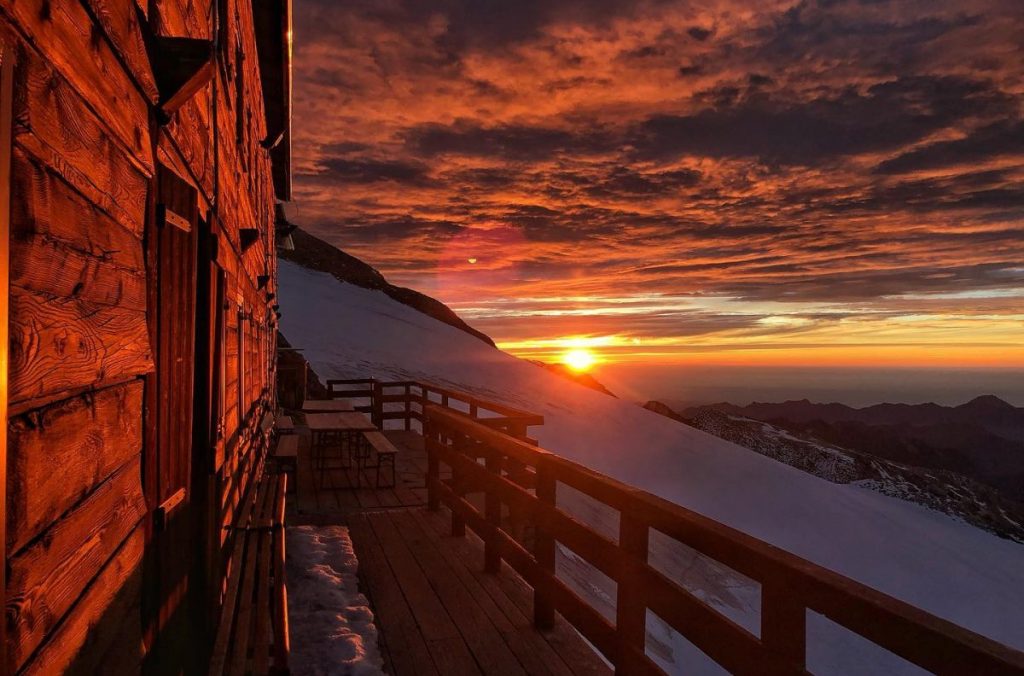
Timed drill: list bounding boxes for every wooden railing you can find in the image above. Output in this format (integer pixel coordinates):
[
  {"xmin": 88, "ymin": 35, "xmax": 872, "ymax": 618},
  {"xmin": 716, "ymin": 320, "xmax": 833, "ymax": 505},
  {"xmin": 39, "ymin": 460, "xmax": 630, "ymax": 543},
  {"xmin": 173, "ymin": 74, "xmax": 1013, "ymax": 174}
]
[
  {"xmin": 325, "ymin": 377, "xmax": 544, "ymax": 441},
  {"xmin": 423, "ymin": 404, "xmax": 1024, "ymax": 676}
]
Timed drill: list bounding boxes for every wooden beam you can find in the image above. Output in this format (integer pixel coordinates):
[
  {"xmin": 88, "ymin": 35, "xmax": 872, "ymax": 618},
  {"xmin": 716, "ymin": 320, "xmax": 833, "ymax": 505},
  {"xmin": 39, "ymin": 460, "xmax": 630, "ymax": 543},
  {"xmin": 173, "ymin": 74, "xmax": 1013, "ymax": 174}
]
[
  {"xmin": 239, "ymin": 228, "xmax": 259, "ymax": 252},
  {"xmin": 147, "ymin": 36, "xmax": 214, "ymax": 120}
]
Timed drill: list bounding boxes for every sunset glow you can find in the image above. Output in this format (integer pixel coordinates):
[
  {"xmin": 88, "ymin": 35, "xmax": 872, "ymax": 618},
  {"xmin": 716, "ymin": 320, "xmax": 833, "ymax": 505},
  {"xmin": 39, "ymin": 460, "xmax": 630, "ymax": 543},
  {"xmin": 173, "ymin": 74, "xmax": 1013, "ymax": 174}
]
[
  {"xmin": 290, "ymin": 1, "xmax": 1024, "ymax": 371},
  {"xmin": 563, "ymin": 348, "xmax": 597, "ymax": 372}
]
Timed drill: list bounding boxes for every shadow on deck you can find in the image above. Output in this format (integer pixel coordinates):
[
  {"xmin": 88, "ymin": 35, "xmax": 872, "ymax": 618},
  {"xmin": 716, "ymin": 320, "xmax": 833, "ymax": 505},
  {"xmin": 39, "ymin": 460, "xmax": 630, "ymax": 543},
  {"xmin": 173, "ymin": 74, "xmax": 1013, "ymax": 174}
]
[
  {"xmin": 292, "ymin": 429, "xmax": 433, "ymax": 514},
  {"xmin": 350, "ymin": 507, "xmax": 609, "ymax": 676},
  {"xmin": 279, "ymin": 381, "xmax": 1024, "ymax": 675},
  {"xmin": 286, "ymin": 423, "xmax": 609, "ymax": 675}
]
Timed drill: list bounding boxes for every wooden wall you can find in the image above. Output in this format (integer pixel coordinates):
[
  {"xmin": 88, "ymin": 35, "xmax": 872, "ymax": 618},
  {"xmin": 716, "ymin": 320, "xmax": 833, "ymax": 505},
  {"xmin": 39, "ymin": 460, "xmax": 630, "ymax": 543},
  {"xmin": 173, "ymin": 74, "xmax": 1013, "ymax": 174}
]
[{"xmin": 1, "ymin": 0, "xmax": 282, "ymax": 672}]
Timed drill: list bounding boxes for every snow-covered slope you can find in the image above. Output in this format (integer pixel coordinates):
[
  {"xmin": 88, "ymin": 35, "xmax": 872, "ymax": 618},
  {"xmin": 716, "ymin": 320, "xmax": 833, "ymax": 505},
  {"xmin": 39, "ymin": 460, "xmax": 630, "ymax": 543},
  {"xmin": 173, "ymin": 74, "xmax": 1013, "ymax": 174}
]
[{"xmin": 279, "ymin": 260, "xmax": 1024, "ymax": 674}]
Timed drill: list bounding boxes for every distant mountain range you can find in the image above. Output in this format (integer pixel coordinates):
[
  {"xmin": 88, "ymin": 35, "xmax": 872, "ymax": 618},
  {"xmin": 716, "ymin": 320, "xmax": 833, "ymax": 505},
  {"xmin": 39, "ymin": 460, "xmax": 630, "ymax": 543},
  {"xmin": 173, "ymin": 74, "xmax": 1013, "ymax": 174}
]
[
  {"xmin": 695, "ymin": 396, "xmax": 1024, "ymax": 442},
  {"xmin": 646, "ymin": 397, "xmax": 1024, "ymax": 541}
]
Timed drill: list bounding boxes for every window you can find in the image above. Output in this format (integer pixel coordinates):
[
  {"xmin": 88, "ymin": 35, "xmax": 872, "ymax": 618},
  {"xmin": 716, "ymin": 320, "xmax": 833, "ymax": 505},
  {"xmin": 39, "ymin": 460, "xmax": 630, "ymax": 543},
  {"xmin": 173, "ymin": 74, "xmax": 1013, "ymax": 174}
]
[{"xmin": 237, "ymin": 298, "xmax": 246, "ymax": 427}]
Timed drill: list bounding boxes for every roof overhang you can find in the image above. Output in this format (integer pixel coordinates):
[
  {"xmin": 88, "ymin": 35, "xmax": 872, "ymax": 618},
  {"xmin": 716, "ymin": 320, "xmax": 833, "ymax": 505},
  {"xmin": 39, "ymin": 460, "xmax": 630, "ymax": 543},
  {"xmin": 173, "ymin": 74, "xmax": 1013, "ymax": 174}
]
[{"xmin": 254, "ymin": 0, "xmax": 292, "ymax": 201}]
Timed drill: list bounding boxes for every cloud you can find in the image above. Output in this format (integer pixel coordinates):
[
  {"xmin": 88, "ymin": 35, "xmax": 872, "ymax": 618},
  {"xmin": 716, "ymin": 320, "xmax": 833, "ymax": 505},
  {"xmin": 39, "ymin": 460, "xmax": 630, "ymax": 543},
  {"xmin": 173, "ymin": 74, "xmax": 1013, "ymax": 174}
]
[
  {"xmin": 631, "ymin": 75, "xmax": 1011, "ymax": 166},
  {"xmin": 289, "ymin": 0, "xmax": 1024, "ymax": 363},
  {"xmin": 875, "ymin": 120, "xmax": 1024, "ymax": 174},
  {"xmin": 687, "ymin": 26, "xmax": 714, "ymax": 41},
  {"xmin": 404, "ymin": 121, "xmax": 618, "ymax": 161},
  {"xmin": 307, "ymin": 157, "xmax": 435, "ymax": 185}
]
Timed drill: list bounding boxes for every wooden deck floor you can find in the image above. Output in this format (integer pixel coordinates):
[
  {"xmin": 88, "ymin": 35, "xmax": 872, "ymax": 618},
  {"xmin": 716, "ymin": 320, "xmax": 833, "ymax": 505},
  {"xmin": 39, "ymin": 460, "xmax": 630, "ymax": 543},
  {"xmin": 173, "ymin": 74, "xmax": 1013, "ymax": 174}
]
[
  {"xmin": 293, "ymin": 428, "xmax": 439, "ymax": 514},
  {"xmin": 349, "ymin": 507, "xmax": 611, "ymax": 676},
  {"xmin": 286, "ymin": 422, "xmax": 610, "ymax": 675}
]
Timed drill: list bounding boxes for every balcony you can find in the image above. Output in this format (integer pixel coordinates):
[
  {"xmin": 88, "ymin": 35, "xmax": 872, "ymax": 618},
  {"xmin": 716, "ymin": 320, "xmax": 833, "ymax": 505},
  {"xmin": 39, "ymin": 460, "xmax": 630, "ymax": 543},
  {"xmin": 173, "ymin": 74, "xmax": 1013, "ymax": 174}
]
[{"xmin": 280, "ymin": 379, "xmax": 1024, "ymax": 675}]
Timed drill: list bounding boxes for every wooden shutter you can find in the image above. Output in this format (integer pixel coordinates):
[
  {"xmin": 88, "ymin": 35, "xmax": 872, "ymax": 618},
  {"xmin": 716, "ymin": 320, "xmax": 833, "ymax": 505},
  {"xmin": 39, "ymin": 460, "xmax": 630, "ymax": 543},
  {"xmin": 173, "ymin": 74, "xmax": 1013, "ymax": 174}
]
[{"xmin": 154, "ymin": 165, "xmax": 199, "ymax": 505}]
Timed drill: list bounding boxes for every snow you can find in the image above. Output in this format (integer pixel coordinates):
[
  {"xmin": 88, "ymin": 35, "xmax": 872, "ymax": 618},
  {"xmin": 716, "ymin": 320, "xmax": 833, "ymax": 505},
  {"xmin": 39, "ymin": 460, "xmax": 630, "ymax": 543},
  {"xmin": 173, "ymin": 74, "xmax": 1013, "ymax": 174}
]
[
  {"xmin": 286, "ymin": 525, "xmax": 384, "ymax": 676},
  {"xmin": 280, "ymin": 260, "xmax": 1024, "ymax": 674}
]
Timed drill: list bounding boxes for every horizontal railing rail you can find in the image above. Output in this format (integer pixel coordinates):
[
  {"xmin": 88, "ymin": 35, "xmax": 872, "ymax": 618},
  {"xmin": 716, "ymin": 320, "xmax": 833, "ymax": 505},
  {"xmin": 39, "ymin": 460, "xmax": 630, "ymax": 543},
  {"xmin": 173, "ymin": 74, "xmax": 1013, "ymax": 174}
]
[
  {"xmin": 423, "ymin": 403, "xmax": 1024, "ymax": 676},
  {"xmin": 325, "ymin": 377, "xmax": 544, "ymax": 441}
]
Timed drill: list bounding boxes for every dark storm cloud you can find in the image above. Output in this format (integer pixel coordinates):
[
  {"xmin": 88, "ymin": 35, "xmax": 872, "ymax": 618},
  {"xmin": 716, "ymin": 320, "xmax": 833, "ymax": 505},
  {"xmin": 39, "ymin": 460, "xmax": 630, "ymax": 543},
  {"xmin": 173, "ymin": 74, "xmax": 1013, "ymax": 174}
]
[
  {"xmin": 304, "ymin": 0, "xmax": 670, "ymax": 51},
  {"xmin": 758, "ymin": 0, "xmax": 982, "ymax": 60},
  {"xmin": 583, "ymin": 167, "xmax": 702, "ymax": 198},
  {"xmin": 779, "ymin": 169, "xmax": 1024, "ymax": 217},
  {"xmin": 308, "ymin": 157, "xmax": 434, "ymax": 185},
  {"xmin": 875, "ymin": 120, "xmax": 1024, "ymax": 174},
  {"xmin": 687, "ymin": 26, "xmax": 714, "ymax": 41},
  {"xmin": 632, "ymin": 75, "xmax": 1011, "ymax": 165},
  {"xmin": 722, "ymin": 262, "xmax": 1023, "ymax": 302},
  {"xmin": 404, "ymin": 121, "xmax": 618, "ymax": 161},
  {"xmin": 309, "ymin": 215, "xmax": 466, "ymax": 243}
]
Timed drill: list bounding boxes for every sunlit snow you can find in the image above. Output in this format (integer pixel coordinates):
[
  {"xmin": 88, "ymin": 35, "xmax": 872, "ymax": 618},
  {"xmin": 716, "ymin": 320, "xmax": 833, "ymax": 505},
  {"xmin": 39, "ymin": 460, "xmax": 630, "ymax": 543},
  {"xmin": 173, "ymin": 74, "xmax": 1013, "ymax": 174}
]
[{"xmin": 280, "ymin": 260, "xmax": 1024, "ymax": 674}]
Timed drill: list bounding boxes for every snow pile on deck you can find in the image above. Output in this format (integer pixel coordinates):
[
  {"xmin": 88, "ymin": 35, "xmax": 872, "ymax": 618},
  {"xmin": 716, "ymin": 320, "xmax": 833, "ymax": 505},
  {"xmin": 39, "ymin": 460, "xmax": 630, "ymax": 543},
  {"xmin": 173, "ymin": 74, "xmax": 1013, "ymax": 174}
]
[
  {"xmin": 286, "ymin": 525, "xmax": 384, "ymax": 675},
  {"xmin": 280, "ymin": 260, "xmax": 1024, "ymax": 674}
]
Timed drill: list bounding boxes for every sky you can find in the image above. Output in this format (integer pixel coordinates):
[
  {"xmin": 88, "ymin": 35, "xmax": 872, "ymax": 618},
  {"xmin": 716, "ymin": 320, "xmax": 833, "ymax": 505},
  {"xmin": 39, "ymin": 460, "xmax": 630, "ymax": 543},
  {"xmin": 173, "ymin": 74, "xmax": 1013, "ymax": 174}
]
[{"xmin": 288, "ymin": 0, "xmax": 1024, "ymax": 371}]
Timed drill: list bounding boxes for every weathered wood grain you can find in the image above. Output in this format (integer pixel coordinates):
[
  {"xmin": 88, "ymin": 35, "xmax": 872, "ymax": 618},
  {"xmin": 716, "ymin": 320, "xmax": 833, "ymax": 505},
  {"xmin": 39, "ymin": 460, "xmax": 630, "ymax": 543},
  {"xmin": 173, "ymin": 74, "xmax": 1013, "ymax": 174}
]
[
  {"xmin": 10, "ymin": 149, "xmax": 143, "ymax": 270},
  {"xmin": 6, "ymin": 381, "xmax": 144, "ymax": 553},
  {"xmin": 82, "ymin": 0, "xmax": 159, "ymax": 102},
  {"xmin": 348, "ymin": 514, "xmax": 441, "ymax": 676},
  {"xmin": 152, "ymin": 0, "xmax": 211, "ymax": 41},
  {"xmin": 6, "ymin": 455, "xmax": 145, "ymax": 672},
  {"xmin": 164, "ymin": 90, "xmax": 214, "ymax": 197},
  {"xmin": 8, "ymin": 286, "xmax": 152, "ymax": 404},
  {"xmin": 19, "ymin": 527, "xmax": 145, "ymax": 676},
  {"xmin": 13, "ymin": 42, "xmax": 149, "ymax": 231},
  {"xmin": 11, "ymin": 232, "xmax": 146, "ymax": 312},
  {"xmin": 3, "ymin": 0, "xmax": 152, "ymax": 169}
]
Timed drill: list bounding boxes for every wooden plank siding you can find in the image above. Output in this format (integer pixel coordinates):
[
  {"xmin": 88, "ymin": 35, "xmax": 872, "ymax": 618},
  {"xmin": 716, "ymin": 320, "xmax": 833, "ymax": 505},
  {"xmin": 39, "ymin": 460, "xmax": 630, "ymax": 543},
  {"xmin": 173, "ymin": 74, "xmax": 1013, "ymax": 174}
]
[{"xmin": 1, "ymin": 0, "xmax": 286, "ymax": 672}]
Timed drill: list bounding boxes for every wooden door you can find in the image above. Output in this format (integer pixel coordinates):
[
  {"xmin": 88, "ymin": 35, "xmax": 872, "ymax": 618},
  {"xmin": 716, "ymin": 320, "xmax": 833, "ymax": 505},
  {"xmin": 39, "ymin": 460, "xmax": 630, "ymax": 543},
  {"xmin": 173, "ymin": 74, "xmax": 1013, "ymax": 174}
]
[
  {"xmin": 145, "ymin": 164, "xmax": 200, "ymax": 674},
  {"xmin": 191, "ymin": 222, "xmax": 228, "ymax": 637}
]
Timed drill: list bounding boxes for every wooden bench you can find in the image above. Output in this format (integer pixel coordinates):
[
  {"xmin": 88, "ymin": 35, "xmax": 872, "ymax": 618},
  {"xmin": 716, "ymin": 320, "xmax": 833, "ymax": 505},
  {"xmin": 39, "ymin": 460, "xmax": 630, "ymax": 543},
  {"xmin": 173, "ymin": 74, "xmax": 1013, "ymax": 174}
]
[
  {"xmin": 275, "ymin": 414, "xmax": 295, "ymax": 435},
  {"xmin": 361, "ymin": 430, "xmax": 398, "ymax": 488},
  {"xmin": 271, "ymin": 435, "xmax": 298, "ymax": 492},
  {"xmin": 209, "ymin": 470, "xmax": 290, "ymax": 676}
]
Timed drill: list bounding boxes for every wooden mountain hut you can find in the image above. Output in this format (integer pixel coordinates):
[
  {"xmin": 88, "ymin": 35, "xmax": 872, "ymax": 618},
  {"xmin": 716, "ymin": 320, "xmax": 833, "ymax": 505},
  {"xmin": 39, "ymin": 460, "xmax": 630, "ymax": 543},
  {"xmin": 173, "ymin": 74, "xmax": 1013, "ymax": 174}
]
[{"xmin": 0, "ymin": 0, "xmax": 291, "ymax": 673}]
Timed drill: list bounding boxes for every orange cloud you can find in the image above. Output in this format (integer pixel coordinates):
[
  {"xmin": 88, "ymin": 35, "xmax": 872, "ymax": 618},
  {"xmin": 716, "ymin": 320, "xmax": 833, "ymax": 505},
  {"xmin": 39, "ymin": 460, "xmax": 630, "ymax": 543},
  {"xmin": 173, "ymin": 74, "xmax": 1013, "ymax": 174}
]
[{"xmin": 290, "ymin": 0, "xmax": 1024, "ymax": 368}]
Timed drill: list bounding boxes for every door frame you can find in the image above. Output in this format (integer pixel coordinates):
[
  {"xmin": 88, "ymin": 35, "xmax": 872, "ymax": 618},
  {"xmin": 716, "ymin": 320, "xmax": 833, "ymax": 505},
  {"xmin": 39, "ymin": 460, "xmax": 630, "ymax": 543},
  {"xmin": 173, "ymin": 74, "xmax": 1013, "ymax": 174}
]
[
  {"xmin": 0, "ymin": 40, "xmax": 15, "ymax": 675},
  {"xmin": 143, "ymin": 162, "xmax": 201, "ymax": 673}
]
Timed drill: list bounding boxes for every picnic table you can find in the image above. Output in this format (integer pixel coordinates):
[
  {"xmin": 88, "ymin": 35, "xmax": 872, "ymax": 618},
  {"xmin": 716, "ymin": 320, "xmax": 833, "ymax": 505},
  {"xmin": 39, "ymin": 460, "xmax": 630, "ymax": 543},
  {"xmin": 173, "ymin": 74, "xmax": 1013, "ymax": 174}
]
[
  {"xmin": 300, "ymin": 398, "xmax": 355, "ymax": 413},
  {"xmin": 305, "ymin": 412, "xmax": 376, "ymax": 487}
]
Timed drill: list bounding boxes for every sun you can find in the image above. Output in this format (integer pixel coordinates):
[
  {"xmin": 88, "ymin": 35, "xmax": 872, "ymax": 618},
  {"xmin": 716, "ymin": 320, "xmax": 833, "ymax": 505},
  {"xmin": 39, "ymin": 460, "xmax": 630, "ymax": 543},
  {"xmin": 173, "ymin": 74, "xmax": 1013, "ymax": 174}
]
[{"xmin": 563, "ymin": 348, "xmax": 596, "ymax": 372}]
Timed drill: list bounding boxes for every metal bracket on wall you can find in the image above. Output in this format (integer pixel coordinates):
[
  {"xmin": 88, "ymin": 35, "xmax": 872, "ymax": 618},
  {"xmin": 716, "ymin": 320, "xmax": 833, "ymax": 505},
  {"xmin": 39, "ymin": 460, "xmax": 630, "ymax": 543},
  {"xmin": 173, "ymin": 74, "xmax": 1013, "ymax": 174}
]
[{"xmin": 154, "ymin": 488, "xmax": 187, "ymax": 531}]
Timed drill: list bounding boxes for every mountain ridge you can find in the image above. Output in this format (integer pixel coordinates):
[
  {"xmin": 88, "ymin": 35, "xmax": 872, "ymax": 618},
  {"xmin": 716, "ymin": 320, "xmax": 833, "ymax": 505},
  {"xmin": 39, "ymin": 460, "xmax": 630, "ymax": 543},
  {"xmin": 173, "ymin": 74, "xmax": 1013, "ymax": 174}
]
[
  {"xmin": 280, "ymin": 226, "xmax": 496, "ymax": 346},
  {"xmin": 644, "ymin": 398, "xmax": 1024, "ymax": 540},
  {"xmin": 689, "ymin": 396, "xmax": 1024, "ymax": 441}
]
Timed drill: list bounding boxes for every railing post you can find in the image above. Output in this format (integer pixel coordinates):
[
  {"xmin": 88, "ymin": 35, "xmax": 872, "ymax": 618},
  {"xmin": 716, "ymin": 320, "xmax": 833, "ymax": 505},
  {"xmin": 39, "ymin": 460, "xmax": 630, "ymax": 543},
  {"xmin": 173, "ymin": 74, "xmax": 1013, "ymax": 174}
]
[
  {"xmin": 372, "ymin": 380, "xmax": 383, "ymax": 429},
  {"xmin": 762, "ymin": 582, "xmax": 806, "ymax": 671},
  {"xmin": 404, "ymin": 383, "xmax": 412, "ymax": 430},
  {"xmin": 450, "ymin": 433, "xmax": 466, "ymax": 537},
  {"xmin": 469, "ymin": 402, "xmax": 478, "ymax": 419},
  {"xmin": 534, "ymin": 462, "xmax": 556, "ymax": 631},
  {"xmin": 616, "ymin": 513, "xmax": 649, "ymax": 673},
  {"xmin": 425, "ymin": 410, "xmax": 440, "ymax": 512},
  {"xmin": 484, "ymin": 445, "xmax": 501, "ymax": 574}
]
